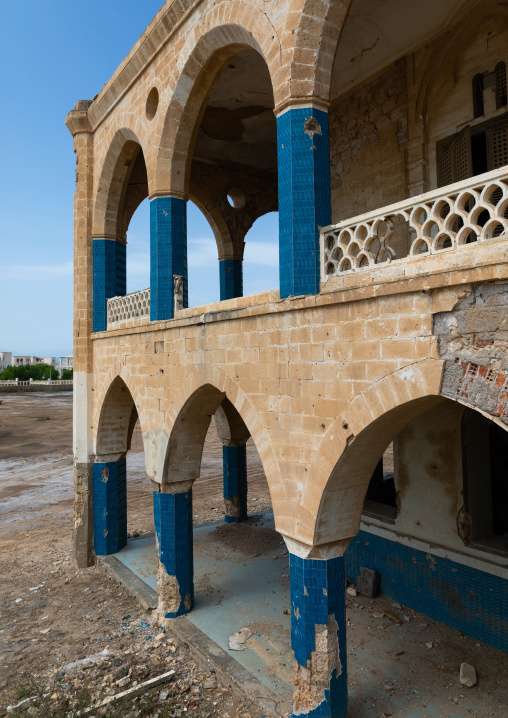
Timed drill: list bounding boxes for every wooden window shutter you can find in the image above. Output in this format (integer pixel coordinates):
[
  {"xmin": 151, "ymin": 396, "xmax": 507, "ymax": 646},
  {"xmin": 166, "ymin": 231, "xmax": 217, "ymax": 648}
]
[
  {"xmin": 487, "ymin": 124, "xmax": 508, "ymax": 169},
  {"xmin": 437, "ymin": 127, "xmax": 472, "ymax": 186}
]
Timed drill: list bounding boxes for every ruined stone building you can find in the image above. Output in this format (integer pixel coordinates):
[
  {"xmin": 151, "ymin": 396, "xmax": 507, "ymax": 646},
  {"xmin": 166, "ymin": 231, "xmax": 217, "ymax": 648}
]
[{"xmin": 67, "ymin": 0, "xmax": 508, "ymax": 714}]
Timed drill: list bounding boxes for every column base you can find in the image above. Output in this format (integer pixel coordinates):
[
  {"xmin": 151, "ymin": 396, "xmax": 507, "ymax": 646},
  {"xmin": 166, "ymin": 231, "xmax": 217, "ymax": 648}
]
[{"xmin": 73, "ymin": 462, "xmax": 94, "ymax": 568}]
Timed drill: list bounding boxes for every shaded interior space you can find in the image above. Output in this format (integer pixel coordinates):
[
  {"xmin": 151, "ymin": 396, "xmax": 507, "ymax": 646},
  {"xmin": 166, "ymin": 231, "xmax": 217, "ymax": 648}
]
[
  {"xmin": 104, "ymin": 512, "xmax": 508, "ymax": 718},
  {"xmin": 361, "ymin": 399, "xmax": 508, "ymax": 560},
  {"xmin": 125, "ymin": 418, "xmax": 153, "ymax": 538},
  {"xmin": 189, "ymin": 48, "xmax": 278, "ymax": 277}
]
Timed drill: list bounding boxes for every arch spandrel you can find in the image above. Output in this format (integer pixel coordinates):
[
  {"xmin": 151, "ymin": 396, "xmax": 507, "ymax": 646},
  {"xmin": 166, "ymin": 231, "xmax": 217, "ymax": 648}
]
[
  {"xmin": 286, "ymin": 359, "xmax": 446, "ymax": 549},
  {"xmin": 152, "ymin": 368, "xmax": 288, "ymax": 526}
]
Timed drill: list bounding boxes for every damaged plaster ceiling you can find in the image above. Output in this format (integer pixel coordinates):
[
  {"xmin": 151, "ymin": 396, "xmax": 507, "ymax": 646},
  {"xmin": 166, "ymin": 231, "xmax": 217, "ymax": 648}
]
[
  {"xmin": 193, "ymin": 49, "xmax": 277, "ymax": 173},
  {"xmin": 331, "ymin": 0, "xmax": 482, "ymax": 100}
]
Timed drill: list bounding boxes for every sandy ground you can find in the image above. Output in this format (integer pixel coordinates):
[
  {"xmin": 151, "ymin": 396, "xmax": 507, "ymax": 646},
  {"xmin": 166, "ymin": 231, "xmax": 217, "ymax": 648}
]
[{"xmin": 0, "ymin": 393, "xmax": 507, "ymax": 718}]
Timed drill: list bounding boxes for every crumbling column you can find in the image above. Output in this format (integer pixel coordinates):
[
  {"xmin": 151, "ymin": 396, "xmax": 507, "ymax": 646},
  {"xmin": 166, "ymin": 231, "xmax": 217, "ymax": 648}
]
[
  {"xmin": 153, "ymin": 485, "xmax": 194, "ymax": 618},
  {"xmin": 289, "ymin": 551, "xmax": 347, "ymax": 718},
  {"xmin": 150, "ymin": 196, "xmax": 187, "ymax": 320},
  {"xmin": 219, "ymin": 259, "xmax": 243, "ymax": 300},
  {"xmin": 276, "ymin": 106, "xmax": 331, "ymax": 298},
  {"xmin": 223, "ymin": 443, "xmax": 248, "ymax": 523},
  {"xmin": 66, "ymin": 100, "xmax": 95, "ymax": 568},
  {"xmin": 93, "ymin": 456, "xmax": 127, "ymax": 555},
  {"xmin": 92, "ymin": 239, "xmax": 126, "ymax": 332}
]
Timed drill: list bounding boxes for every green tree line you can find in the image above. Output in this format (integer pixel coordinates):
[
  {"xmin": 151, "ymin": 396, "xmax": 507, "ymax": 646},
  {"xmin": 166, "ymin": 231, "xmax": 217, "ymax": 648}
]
[{"xmin": 0, "ymin": 363, "xmax": 73, "ymax": 381}]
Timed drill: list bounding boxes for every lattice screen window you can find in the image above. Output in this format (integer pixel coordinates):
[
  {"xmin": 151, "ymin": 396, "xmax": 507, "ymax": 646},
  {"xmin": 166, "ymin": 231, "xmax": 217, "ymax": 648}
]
[
  {"xmin": 437, "ymin": 114, "xmax": 508, "ymax": 187},
  {"xmin": 437, "ymin": 128, "xmax": 472, "ymax": 186},
  {"xmin": 490, "ymin": 126, "xmax": 508, "ymax": 169},
  {"xmin": 496, "ymin": 62, "xmax": 507, "ymax": 110}
]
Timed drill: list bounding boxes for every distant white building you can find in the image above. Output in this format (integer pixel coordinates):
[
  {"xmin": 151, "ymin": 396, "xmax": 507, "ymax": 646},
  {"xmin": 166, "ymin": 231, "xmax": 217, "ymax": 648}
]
[
  {"xmin": 59, "ymin": 355, "xmax": 73, "ymax": 375},
  {"xmin": 0, "ymin": 352, "xmax": 12, "ymax": 371},
  {"xmin": 0, "ymin": 353, "xmax": 57, "ymax": 371}
]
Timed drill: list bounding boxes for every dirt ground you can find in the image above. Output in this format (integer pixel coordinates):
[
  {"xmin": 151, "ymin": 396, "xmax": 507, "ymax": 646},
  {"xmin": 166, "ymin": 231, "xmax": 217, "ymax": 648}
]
[{"xmin": 0, "ymin": 393, "xmax": 507, "ymax": 718}]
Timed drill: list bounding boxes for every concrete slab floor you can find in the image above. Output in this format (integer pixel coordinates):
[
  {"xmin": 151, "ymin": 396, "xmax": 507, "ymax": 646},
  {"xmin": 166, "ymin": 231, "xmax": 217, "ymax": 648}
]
[{"xmin": 113, "ymin": 513, "xmax": 508, "ymax": 718}]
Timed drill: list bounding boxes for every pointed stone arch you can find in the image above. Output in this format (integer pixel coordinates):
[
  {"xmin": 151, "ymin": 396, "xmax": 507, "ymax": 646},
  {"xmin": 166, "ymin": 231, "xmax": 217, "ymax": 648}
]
[
  {"xmin": 154, "ymin": 15, "xmax": 282, "ymax": 198},
  {"xmin": 92, "ymin": 127, "xmax": 150, "ymax": 240}
]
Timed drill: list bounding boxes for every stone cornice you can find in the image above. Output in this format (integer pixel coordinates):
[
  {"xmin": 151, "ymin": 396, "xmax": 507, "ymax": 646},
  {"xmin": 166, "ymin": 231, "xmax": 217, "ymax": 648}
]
[
  {"xmin": 85, "ymin": 0, "xmax": 204, "ymax": 132},
  {"xmin": 65, "ymin": 101, "xmax": 93, "ymax": 136}
]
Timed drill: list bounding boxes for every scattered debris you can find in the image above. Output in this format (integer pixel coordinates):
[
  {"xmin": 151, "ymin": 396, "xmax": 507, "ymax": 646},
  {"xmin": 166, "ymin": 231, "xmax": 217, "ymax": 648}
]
[
  {"xmin": 59, "ymin": 648, "xmax": 110, "ymax": 674},
  {"xmin": 79, "ymin": 669, "xmax": 176, "ymax": 715},
  {"xmin": 346, "ymin": 586, "xmax": 358, "ymax": 597},
  {"xmin": 356, "ymin": 567, "xmax": 380, "ymax": 598},
  {"xmin": 383, "ymin": 610, "xmax": 403, "ymax": 625},
  {"xmin": 228, "ymin": 627, "xmax": 252, "ymax": 651},
  {"xmin": 460, "ymin": 662, "xmax": 478, "ymax": 688},
  {"xmin": 6, "ymin": 696, "xmax": 36, "ymax": 714}
]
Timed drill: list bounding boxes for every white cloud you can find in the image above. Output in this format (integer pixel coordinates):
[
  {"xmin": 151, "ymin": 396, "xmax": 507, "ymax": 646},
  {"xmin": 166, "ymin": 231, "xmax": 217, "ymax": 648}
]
[
  {"xmin": 244, "ymin": 240, "xmax": 278, "ymax": 267},
  {"xmin": 2, "ymin": 262, "xmax": 73, "ymax": 281}
]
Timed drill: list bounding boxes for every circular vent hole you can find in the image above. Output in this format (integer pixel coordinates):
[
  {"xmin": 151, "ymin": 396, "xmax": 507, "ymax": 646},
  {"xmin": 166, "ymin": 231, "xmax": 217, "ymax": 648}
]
[
  {"xmin": 227, "ymin": 188, "xmax": 246, "ymax": 209},
  {"xmin": 146, "ymin": 88, "xmax": 159, "ymax": 120}
]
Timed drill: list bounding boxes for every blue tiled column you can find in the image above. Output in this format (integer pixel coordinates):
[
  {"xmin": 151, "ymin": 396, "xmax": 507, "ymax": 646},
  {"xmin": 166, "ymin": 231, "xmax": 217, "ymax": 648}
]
[
  {"xmin": 93, "ymin": 239, "xmax": 126, "ymax": 332},
  {"xmin": 277, "ymin": 107, "xmax": 331, "ymax": 298},
  {"xmin": 290, "ymin": 554, "xmax": 347, "ymax": 718},
  {"xmin": 223, "ymin": 444, "xmax": 247, "ymax": 523},
  {"xmin": 93, "ymin": 458, "xmax": 127, "ymax": 555},
  {"xmin": 150, "ymin": 196, "xmax": 187, "ymax": 321},
  {"xmin": 153, "ymin": 489, "xmax": 193, "ymax": 617},
  {"xmin": 219, "ymin": 259, "xmax": 243, "ymax": 300}
]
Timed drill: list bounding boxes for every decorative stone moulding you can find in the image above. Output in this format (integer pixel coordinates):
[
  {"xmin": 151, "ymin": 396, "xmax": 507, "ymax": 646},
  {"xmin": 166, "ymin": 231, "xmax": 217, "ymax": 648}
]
[
  {"xmin": 107, "ymin": 288, "xmax": 150, "ymax": 326},
  {"xmin": 321, "ymin": 167, "xmax": 508, "ymax": 279}
]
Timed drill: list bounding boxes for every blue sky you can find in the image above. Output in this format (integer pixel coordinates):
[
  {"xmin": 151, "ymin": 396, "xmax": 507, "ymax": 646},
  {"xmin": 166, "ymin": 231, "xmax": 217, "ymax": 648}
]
[{"xmin": 0, "ymin": 1, "xmax": 278, "ymax": 358}]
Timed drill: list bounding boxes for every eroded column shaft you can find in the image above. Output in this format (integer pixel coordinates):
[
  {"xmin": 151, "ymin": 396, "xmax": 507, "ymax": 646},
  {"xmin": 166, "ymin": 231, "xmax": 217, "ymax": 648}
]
[
  {"xmin": 154, "ymin": 489, "xmax": 194, "ymax": 618},
  {"xmin": 223, "ymin": 443, "xmax": 248, "ymax": 523},
  {"xmin": 93, "ymin": 458, "xmax": 127, "ymax": 555},
  {"xmin": 290, "ymin": 554, "xmax": 347, "ymax": 718}
]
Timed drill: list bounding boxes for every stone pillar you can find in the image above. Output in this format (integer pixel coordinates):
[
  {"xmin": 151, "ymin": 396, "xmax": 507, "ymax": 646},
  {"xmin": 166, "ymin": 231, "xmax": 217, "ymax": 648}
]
[
  {"xmin": 219, "ymin": 259, "xmax": 243, "ymax": 300},
  {"xmin": 153, "ymin": 487, "xmax": 194, "ymax": 618},
  {"xmin": 277, "ymin": 106, "xmax": 331, "ymax": 299},
  {"xmin": 93, "ymin": 457, "xmax": 127, "ymax": 556},
  {"xmin": 66, "ymin": 100, "xmax": 95, "ymax": 568},
  {"xmin": 289, "ymin": 553, "xmax": 347, "ymax": 718},
  {"xmin": 150, "ymin": 196, "xmax": 187, "ymax": 321},
  {"xmin": 92, "ymin": 239, "xmax": 126, "ymax": 332},
  {"xmin": 223, "ymin": 443, "xmax": 248, "ymax": 523}
]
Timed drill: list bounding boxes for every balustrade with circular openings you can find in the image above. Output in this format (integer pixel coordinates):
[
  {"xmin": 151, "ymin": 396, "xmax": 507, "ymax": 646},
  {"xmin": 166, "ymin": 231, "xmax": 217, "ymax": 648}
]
[
  {"xmin": 322, "ymin": 171, "xmax": 508, "ymax": 277},
  {"xmin": 107, "ymin": 288, "xmax": 151, "ymax": 326}
]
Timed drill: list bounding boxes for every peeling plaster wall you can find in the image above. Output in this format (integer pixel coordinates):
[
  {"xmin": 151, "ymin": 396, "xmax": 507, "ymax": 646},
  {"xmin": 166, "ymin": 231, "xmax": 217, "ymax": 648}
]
[{"xmin": 394, "ymin": 401, "xmax": 466, "ymax": 551}]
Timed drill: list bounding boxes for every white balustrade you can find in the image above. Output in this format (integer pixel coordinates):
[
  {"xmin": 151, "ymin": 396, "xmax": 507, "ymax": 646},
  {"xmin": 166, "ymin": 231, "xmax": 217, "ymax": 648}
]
[
  {"xmin": 321, "ymin": 167, "xmax": 508, "ymax": 279},
  {"xmin": 107, "ymin": 288, "xmax": 150, "ymax": 325}
]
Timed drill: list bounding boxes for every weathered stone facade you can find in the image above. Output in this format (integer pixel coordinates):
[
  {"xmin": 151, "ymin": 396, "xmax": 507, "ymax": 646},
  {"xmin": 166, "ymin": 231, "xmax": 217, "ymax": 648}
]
[{"xmin": 67, "ymin": 1, "xmax": 508, "ymax": 714}]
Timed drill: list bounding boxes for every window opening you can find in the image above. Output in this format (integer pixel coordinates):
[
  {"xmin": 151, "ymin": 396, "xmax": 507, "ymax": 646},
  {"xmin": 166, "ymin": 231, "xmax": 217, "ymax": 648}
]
[
  {"xmin": 462, "ymin": 408, "xmax": 508, "ymax": 555},
  {"xmin": 437, "ymin": 112, "xmax": 508, "ymax": 186},
  {"xmin": 471, "ymin": 132, "xmax": 488, "ymax": 176},
  {"xmin": 363, "ymin": 443, "xmax": 397, "ymax": 522}
]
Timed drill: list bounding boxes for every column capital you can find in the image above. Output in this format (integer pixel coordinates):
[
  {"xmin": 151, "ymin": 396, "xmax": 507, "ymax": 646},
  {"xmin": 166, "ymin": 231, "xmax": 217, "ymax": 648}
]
[
  {"xmin": 152, "ymin": 479, "xmax": 194, "ymax": 494},
  {"xmin": 274, "ymin": 97, "xmax": 330, "ymax": 118},
  {"xmin": 149, "ymin": 190, "xmax": 186, "ymax": 202},
  {"xmin": 282, "ymin": 534, "xmax": 352, "ymax": 560},
  {"xmin": 65, "ymin": 100, "xmax": 93, "ymax": 136}
]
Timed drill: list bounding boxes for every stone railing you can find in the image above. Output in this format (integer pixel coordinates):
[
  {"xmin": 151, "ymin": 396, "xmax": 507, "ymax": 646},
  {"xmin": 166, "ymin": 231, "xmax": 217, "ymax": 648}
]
[
  {"xmin": 0, "ymin": 380, "xmax": 73, "ymax": 386},
  {"xmin": 321, "ymin": 168, "xmax": 508, "ymax": 279},
  {"xmin": 107, "ymin": 288, "xmax": 150, "ymax": 325}
]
